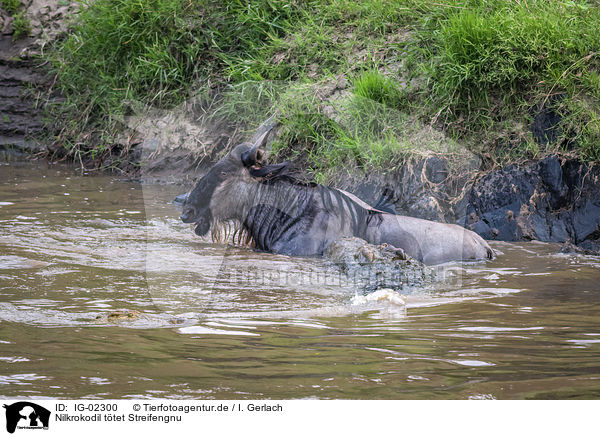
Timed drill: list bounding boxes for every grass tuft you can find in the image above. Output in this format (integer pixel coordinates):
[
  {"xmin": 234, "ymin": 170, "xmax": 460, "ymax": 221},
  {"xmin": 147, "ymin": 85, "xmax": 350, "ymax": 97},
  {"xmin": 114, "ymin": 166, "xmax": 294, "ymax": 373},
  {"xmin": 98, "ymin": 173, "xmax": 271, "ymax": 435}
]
[
  {"xmin": 352, "ymin": 69, "xmax": 406, "ymax": 108},
  {"xmin": 0, "ymin": 0, "xmax": 20, "ymax": 14},
  {"xmin": 12, "ymin": 10, "xmax": 30, "ymax": 40}
]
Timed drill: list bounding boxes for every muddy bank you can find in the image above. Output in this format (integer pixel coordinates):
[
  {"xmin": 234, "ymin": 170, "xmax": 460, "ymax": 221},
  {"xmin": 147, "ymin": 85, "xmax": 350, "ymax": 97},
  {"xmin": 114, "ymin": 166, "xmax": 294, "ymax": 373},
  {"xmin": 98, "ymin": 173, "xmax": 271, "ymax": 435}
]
[
  {"xmin": 0, "ymin": 41, "xmax": 45, "ymax": 156},
  {"xmin": 0, "ymin": 0, "xmax": 76, "ymax": 158}
]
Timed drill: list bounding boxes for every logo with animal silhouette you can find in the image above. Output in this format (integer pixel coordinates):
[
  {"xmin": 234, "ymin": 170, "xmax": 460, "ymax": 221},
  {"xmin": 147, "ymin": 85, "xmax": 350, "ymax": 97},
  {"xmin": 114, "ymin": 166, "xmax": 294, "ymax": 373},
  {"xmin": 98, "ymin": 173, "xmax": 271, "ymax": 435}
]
[{"xmin": 3, "ymin": 402, "xmax": 50, "ymax": 434}]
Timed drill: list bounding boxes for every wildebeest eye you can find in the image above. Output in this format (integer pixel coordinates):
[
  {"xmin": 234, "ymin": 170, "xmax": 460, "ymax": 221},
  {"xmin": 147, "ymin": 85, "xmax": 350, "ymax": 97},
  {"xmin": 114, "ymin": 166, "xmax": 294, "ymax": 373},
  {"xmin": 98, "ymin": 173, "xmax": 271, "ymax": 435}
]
[{"xmin": 220, "ymin": 171, "xmax": 228, "ymax": 177}]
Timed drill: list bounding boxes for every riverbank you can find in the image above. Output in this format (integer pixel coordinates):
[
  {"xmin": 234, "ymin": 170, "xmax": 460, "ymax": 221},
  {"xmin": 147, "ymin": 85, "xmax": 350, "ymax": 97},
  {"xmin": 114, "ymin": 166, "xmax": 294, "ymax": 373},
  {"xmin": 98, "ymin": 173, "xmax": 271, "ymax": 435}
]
[
  {"xmin": 1, "ymin": 0, "xmax": 599, "ymax": 253},
  {"xmin": 0, "ymin": 0, "xmax": 77, "ymax": 158},
  {"xmin": 42, "ymin": 0, "xmax": 600, "ymax": 166}
]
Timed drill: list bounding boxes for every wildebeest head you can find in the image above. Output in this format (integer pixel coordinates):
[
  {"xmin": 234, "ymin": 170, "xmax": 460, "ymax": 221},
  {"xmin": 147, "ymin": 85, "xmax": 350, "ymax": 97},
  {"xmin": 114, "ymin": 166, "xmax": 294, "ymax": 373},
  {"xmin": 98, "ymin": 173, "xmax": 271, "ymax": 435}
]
[{"xmin": 179, "ymin": 126, "xmax": 287, "ymax": 236}]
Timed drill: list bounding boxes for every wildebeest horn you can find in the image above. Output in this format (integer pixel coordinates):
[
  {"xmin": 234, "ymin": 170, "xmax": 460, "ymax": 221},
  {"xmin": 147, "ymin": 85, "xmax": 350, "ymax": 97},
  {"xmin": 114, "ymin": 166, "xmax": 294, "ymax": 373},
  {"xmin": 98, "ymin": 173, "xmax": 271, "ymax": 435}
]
[
  {"xmin": 173, "ymin": 191, "xmax": 189, "ymax": 205},
  {"xmin": 248, "ymin": 162, "xmax": 289, "ymax": 178},
  {"xmin": 241, "ymin": 124, "xmax": 275, "ymax": 167}
]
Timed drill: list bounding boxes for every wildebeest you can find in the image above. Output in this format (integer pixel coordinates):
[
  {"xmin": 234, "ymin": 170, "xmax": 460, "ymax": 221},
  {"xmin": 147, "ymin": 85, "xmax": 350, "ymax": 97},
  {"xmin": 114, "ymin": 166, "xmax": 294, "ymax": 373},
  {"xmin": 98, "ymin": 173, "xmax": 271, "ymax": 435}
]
[{"xmin": 178, "ymin": 126, "xmax": 493, "ymax": 265}]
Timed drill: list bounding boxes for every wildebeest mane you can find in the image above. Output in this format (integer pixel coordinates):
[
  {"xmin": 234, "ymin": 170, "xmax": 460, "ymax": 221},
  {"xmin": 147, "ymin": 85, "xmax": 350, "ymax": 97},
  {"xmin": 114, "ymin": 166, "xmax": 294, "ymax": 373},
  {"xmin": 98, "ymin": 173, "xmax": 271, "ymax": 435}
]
[
  {"xmin": 209, "ymin": 218, "xmax": 256, "ymax": 248},
  {"xmin": 257, "ymin": 172, "xmax": 318, "ymax": 188},
  {"xmin": 259, "ymin": 172, "xmax": 384, "ymax": 214},
  {"xmin": 258, "ymin": 171, "xmax": 384, "ymax": 235}
]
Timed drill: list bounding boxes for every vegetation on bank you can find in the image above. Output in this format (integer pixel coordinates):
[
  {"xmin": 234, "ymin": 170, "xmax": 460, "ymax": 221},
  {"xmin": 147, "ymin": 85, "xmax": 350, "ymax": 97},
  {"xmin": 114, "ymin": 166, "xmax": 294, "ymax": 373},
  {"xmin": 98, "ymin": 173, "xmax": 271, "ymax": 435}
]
[
  {"xmin": 46, "ymin": 0, "xmax": 600, "ymax": 174},
  {"xmin": 0, "ymin": 0, "xmax": 21, "ymax": 14},
  {"xmin": 1, "ymin": 0, "xmax": 31, "ymax": 39},
  {"xmin": 12, "ymin": 10, "xmax": 30, "ymax": 39}
]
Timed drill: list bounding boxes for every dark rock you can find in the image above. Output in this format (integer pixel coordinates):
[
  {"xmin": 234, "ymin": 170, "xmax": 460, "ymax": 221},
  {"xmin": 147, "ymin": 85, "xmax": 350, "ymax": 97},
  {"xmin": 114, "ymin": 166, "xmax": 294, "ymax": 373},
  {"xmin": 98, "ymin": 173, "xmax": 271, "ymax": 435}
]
[
  {"xmin": 531, "ymin": 96, "xmax": 564, "ymax": 147},
  {"xmin": 407, "ymin": 195, "xmax": 444, "ymax": 222},
  {"xmin": 548, "ymin": 215, "xmax": 569, "ymax": 242},
  {"xmin": 425, "ymin": 156, "xmax": 449, "ymax": 184},
  {"xmin": 577, "ymin": 239, "xmax": 600, "ymax": 255},
  {"xmin": 336, "ymin": 157, "xmax": 461, "ymax": 222},
  {"xmin": 539, "ymin": 155, "xmax": 568, "ymax": 205},
  {"xmin": 560, "ymin": 239, "xmax": 600, "ymax": 256},
  {"xmin": 571, "ymin": 200, "xmax": 600, "ymax": 243},
  {"xmin": 463, "ymin": 156, "xmax": 600, "ymax": 250},
  {"xmin": 0, "ymin": 0, "xmax": 81, "ymax": 159},
  {"xmin": 457, "ymin": 162, "xmax": 538, "ymax": 241}
]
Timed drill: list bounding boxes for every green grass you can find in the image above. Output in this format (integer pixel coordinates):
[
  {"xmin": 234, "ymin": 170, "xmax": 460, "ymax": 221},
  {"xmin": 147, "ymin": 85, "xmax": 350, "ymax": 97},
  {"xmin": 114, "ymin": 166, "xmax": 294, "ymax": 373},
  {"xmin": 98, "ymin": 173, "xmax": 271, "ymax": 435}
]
[
  {"xmin": 214, "ymin": 79, "xmax": 460, "ymax": 181},
  {"xmin": 12, "ymin": 10, "xmax": 30, "ymax": 40},
  {"xmin": 45, "ymin": 0, "xmax": 600, "ymax": 168},
  {"xmin": 0, "ymin": 0, "xmax": 20, "ymax": 14},
  {"xmin": 417, "ymin": 0, "xmax": 600, "ymax": 161},
  {"xmin": 352, "ymin": 69, "xmax": 406, "ymax": 108},
  {"xmin": 47, "ymin": 0, "xmax": 307, "ymax": 159}
]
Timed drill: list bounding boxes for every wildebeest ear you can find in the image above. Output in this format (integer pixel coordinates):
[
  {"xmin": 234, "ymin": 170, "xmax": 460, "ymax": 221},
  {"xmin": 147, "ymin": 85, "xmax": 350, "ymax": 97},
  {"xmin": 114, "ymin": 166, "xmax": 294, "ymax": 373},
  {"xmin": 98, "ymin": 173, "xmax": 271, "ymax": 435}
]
[
  {"xmin": 248, "ymin": 162, "xmax": 289, "ymax": 178},
  {"xmin": 241, "ymin": 126, "xmax": 273, "ymax": 167},
  {"xmin": 241, "ymin": 149, "xmax": 262, "ymax": 167}
]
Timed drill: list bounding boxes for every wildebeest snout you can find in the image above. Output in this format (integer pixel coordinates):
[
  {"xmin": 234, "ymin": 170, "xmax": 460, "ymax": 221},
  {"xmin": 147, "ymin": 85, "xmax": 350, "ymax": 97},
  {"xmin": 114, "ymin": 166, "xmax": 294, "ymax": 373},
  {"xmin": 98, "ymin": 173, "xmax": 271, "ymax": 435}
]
[{"xmin": 180, "ymin": 206, "xmax": 196, "ymax": 223}]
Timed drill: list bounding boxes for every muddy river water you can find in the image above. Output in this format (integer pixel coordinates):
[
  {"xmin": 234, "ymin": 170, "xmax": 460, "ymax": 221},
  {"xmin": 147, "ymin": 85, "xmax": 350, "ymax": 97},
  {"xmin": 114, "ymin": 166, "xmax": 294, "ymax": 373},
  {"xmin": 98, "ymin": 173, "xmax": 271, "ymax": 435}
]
[{"xmin": 1, "ymin": 162, "xmax": 599, "ymax": 399}]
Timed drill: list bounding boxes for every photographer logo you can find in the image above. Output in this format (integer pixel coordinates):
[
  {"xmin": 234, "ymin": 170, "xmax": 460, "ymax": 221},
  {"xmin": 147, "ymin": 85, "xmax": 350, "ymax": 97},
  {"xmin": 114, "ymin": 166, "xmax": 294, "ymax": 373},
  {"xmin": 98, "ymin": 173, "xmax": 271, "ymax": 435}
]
[{"xmin": 3, "ymin": 402, "xmax": 50, "ymax": 434}]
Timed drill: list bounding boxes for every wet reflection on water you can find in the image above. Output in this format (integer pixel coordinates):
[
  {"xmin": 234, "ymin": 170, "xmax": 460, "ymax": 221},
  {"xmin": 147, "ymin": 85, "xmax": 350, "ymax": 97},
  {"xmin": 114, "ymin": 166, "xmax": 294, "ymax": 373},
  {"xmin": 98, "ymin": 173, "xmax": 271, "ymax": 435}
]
[{"xmin": 1, "ymin": 162, "xmax": 599, "ymax": 399}]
